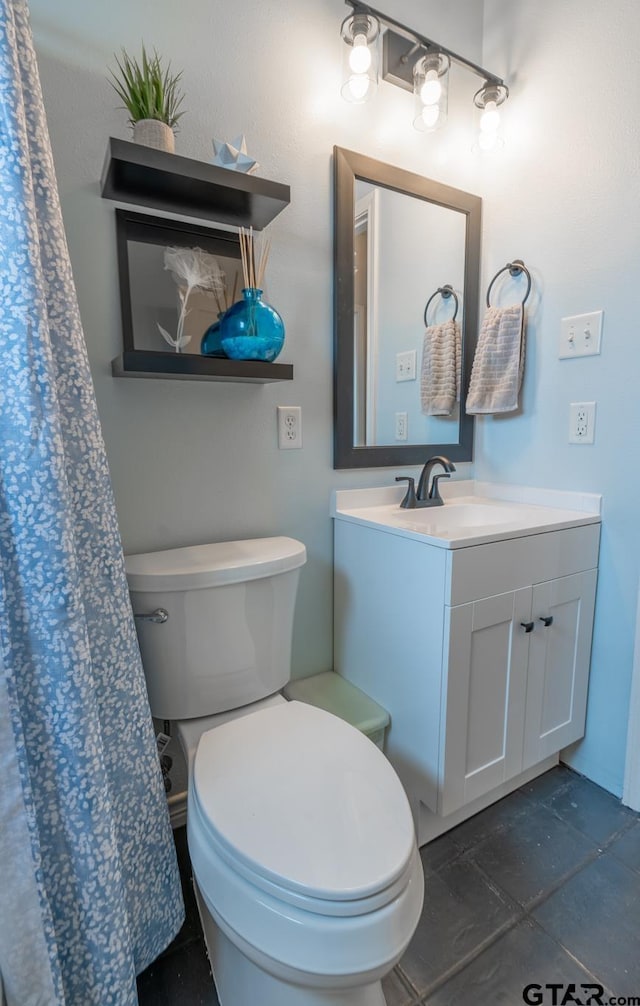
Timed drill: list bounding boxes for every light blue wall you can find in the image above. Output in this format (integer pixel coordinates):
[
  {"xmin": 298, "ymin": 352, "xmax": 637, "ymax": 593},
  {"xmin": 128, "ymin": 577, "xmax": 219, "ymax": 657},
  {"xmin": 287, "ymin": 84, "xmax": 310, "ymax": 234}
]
[
  {"xmin": 479, "ymin": 0, "xmax": 640, "ymax": 795},
  {"xmin": 29, "ymin": 0, "xmax": 478, "ymax": 685},
  {"xmin": 29, "ymin": 0, "xmax": 638, "ymax": 796}
]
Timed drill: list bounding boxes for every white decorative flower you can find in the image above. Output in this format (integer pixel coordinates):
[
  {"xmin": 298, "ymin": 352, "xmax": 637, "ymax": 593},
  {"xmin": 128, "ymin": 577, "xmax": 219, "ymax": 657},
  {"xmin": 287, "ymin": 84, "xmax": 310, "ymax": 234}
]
[
  {"xmin": 163, "ymin": 246, "xmax": 224, "ymax": 293},
  {"xmin": 158, "ymin": 247, "xmax": 225, "ymax": 352}
]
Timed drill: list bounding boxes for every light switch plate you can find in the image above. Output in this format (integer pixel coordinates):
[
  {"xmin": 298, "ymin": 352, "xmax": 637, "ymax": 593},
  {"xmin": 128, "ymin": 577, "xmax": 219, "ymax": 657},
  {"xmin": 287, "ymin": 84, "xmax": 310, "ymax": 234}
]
[
  {"xmin": 396, "ymin": 350, "xmax": 417, "ymax": 382},
  {"xmin": 559, "ymin": 310, "xmax": 603, "ymax": 359}
]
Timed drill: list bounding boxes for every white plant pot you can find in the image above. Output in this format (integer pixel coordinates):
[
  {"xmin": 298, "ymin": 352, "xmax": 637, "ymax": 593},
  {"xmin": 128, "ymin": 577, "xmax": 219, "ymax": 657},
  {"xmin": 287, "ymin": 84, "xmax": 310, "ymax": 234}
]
[{"xmin": 133, "ymin": 119, "xmax": 175, "ymax": 153}]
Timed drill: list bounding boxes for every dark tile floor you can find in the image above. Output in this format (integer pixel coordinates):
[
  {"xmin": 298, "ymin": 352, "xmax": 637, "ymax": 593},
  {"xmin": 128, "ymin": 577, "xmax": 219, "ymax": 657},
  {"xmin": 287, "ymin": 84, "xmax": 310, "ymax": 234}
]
[{"xmin": 137, "ymin": 765, "xmax": 640, "ymax": 1005}]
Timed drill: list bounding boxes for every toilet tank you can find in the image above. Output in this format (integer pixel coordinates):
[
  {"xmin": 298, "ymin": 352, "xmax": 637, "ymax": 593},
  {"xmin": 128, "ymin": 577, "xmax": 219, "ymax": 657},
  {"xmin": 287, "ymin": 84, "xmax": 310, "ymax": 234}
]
[{"xmin": 125, "ymin": 537, "xmax": 306, "ymax": 721}]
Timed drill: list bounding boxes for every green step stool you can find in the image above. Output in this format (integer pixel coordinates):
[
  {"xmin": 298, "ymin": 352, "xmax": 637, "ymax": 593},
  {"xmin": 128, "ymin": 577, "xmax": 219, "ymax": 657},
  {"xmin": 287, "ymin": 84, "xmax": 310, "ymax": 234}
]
[{"xmin": 284, "ymin": 671, "xmax": 390, "ymax": 750}]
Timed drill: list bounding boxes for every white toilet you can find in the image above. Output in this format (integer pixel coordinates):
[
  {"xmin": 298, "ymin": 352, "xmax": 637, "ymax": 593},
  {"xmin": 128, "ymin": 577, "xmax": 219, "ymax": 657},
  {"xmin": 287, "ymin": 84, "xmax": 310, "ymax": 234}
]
[{"xmin": 125, "ymin": 536, "xmax": 424, "ymax": 1006}]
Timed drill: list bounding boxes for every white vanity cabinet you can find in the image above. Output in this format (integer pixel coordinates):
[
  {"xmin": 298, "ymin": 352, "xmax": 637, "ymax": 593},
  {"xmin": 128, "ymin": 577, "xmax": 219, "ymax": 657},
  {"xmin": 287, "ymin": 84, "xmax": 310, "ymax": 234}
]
[
  {"xmin": 333, "ymin": 499, "xmax": 600, "ymax": 840},
  {"xmin": 441, "ymin": 562, "xmax": 598, "ymax": 816}
]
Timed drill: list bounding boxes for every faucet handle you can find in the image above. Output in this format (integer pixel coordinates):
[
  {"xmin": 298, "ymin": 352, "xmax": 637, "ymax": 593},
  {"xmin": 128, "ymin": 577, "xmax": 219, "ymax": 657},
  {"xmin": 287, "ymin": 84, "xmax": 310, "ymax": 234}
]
[
  {"xmin": 428, "ymin": 472, "xmax": 451, "ymax": 504},
  {"xmin": 395, "ymin": 476, "xmax": 417, "ymax": 509}
]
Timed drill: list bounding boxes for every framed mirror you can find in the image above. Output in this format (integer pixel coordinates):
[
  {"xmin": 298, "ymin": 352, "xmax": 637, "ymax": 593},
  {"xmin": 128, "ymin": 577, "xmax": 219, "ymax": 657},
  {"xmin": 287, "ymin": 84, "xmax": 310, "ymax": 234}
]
[{"xmin": 333, "ymin": 146, "xmax": 481, "ymax": 468}]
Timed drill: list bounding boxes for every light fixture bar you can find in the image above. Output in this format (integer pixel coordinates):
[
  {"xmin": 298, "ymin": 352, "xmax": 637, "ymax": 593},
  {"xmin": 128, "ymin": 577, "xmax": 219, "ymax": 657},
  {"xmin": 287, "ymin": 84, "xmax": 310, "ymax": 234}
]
[
  {"xmin": 345, "ymin": 0, "xmax": 506, "ymax": 90},
  {"xmin": 383, "ymin": 31, "xmax": 427, "ymax": 92}
]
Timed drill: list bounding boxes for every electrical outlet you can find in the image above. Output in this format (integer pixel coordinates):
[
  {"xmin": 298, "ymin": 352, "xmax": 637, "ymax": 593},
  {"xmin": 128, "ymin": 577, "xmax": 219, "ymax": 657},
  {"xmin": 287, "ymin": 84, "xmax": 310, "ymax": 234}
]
[
  {"xmin": 277, "ymin": 406, "xmax": 302, "ymax": 449},
  {"xmin": 395, "ymin": 412, "xmax": 408, "ymax": 441},
  {"xmin": 396, "ymin": 350, "xmax": 417, "ymax": 382},
  {"xmin": 569, "ymin": 401, "xmax": 596, "ymax": 444}
]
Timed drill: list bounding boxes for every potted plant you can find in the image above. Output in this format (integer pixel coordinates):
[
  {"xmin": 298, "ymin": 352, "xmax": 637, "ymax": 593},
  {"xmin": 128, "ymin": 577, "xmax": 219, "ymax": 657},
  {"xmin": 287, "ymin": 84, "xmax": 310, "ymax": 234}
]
[{"xmin": 109, "ymin": 45, "xmax": 185, "ymax": 153}]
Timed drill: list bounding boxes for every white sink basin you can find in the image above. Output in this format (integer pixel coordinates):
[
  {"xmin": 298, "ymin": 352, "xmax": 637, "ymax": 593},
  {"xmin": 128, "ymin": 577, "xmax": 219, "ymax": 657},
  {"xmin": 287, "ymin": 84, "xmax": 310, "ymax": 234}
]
[
  {"xmin": 332, "ymin": 483, "xmax": 601, "ymax": 549},
  {"xmin": 397, "ymin": 500, "xmax": 527, "ymax": 531}
]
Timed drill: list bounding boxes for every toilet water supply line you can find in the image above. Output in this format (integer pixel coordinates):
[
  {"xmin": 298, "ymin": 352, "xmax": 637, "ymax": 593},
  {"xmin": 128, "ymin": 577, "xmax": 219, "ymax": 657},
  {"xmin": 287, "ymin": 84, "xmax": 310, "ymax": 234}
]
[{"xmin": 132, "ymin": 608, "xmax": 173, "ymax": 788}]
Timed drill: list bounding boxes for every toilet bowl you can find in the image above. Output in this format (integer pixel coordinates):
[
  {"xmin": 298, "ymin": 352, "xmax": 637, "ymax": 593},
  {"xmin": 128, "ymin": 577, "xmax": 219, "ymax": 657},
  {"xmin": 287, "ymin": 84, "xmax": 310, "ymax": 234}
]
[{"xmin": 126, "ymin": 537, "xmax": 424, "ymax": 1005}]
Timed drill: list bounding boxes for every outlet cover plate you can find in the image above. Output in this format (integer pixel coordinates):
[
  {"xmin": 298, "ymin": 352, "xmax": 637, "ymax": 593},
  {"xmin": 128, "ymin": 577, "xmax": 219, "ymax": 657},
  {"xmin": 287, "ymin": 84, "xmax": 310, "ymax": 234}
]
[
  {"xmin": 277, "ymin": 405, "xmax": 302, "ymax": 449},
  {"xmin": 569, "ymin": 401, "xmax": 596, "ymax": 444},
  {"xmin": 395, "ymin": 411, "xmax": 408, "ymax": 441}
]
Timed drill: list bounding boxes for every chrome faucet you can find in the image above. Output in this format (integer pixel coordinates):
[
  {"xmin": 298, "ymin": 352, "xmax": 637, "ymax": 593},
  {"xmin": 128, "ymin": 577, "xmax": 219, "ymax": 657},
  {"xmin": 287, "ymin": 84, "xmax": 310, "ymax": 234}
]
[
  {"xmin": 417, "ymin": 455, "xmax": 456, "ymax": 504},
  {"xmin": 396, "ymin": 455, "xmax": 456, "ymax": 509}
]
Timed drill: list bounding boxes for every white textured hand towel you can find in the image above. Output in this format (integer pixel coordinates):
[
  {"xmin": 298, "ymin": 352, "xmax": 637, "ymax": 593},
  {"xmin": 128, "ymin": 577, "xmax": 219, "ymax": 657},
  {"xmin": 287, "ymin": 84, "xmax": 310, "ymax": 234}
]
[
  {"xmin": 420, "ymin": 319, "xmax": 461, "ymax": 416},
  {"xmin": 466, "ymin": 303, "xmax": 525, "ymax": 414}
]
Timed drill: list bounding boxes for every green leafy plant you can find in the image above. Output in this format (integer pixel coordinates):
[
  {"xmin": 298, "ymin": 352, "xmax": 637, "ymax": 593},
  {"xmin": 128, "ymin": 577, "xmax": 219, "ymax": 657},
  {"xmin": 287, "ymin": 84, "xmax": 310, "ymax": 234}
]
[{"xmin": 109, "ymin": 46, "xmax": 185, "ymax": 129}]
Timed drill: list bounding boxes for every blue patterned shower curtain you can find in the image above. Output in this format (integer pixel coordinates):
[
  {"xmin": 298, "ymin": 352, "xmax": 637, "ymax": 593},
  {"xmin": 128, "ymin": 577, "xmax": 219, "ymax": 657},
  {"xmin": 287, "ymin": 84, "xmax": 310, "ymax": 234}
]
[{"xmin": 0, "ymin": 2, "xmax": 184, "ymax": 1004}]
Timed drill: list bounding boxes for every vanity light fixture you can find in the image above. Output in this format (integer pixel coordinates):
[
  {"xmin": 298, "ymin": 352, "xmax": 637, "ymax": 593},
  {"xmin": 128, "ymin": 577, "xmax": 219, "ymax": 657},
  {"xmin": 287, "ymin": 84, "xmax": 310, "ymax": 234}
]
[
  {"xmin": 340, "ymin": 11, "xmax": 380, "ymax": 103},
  {"xmin": 340, "ymin": 0, "xmax": 509, "ymax": 140}
]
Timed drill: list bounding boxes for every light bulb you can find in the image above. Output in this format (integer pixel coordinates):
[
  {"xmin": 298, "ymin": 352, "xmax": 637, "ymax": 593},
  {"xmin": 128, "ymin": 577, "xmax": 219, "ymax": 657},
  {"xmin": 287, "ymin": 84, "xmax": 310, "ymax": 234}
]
[
  {"xmin": 419, "ymin": 70, "xmax": 441, "ymax": 106},
  {"xmin": 421, "ymin": 104, "xmax": 440, "ymax": 129},
  {"xmin": 480, "ymin": 100, "xmax": 500, "ymax": 133},
  {"xmin": 349, "ymin": 33, "xmax": 372, "ymax": 74},
  {"xmin": 346, "ymin": 74, "xmax": 370, "ymax": 102}
]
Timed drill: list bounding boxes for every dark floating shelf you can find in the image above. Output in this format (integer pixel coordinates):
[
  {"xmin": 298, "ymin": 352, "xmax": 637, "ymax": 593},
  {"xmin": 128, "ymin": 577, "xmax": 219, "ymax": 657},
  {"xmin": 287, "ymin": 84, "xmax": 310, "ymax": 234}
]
[
  {"xmin": 112, "ymin": 351, "xmax": 293, "ymax": 384},
  {"xmin": 101, "ymin": 137, "xmax": 290, "ymax": 229},
  {"xmin": 103, "ymin": 141, "xmax": 293, "ymax": 384}
]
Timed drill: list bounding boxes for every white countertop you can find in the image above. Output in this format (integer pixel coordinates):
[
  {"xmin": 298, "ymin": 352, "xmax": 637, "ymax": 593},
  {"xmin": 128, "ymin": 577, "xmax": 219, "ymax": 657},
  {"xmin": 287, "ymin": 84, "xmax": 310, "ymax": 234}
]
[{"xmin": 331, "ymin": 480, "xmax": 602, "ymax": 550}]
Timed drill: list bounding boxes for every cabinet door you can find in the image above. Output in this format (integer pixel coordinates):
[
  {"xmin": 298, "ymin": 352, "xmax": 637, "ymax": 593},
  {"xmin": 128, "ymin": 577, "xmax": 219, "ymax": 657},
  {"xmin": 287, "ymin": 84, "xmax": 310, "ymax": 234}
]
[
  {"xmin": 440, "ymin": 588, "xmax": 532, "ymax": 817},
  {"xmin": 523, "ymin": 570, "xmax": 597, "ymax": 770}
]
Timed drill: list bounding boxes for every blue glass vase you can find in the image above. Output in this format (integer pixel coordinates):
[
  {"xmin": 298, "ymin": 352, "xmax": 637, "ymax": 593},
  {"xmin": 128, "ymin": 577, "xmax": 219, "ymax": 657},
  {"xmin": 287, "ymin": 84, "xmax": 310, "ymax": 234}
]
[
  {"xmin": 200, "ymin": 312, "xmax": 227, "ymax": 357},
  {"xmin": 220, "ymin": 288, "xmax": 285, "ymax": 362}
]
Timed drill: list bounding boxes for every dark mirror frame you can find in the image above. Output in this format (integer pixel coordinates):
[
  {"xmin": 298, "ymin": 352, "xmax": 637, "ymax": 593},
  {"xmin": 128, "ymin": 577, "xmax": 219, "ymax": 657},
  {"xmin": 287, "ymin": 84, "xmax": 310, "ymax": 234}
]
[{"xmin": 333, "ymin": 146, "xmax": 482, "ymax": 469}]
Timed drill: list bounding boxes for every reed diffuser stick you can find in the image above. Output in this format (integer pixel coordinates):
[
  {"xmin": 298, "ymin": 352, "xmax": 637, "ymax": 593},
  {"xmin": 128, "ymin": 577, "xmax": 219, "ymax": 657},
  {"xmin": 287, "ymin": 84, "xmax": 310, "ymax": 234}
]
[
  {"xmin": 240, "ymin": 227, "xmax": 250, "ymax": 289},
  {"xmin": 239, "ymin": 227, "xmax": 273, "ymax": 292},
  {"xmin": 239, "ymin": 229, "xmax": 249, "ymax": 289},
  {"xmin": 257, "ymin": 237, "xmax": 271, "ymax": 289}
]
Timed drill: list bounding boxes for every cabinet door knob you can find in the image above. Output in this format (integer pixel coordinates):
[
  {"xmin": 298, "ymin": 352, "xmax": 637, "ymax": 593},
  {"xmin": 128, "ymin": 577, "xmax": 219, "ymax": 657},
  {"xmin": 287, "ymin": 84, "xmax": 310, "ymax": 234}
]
[
  {"xmin": 539, "ymin": 615, "xmax": 554, "ymax": 627},
  {"xmin": 520, "ymin": 621, "xmax": 535, "ymax": 633}
]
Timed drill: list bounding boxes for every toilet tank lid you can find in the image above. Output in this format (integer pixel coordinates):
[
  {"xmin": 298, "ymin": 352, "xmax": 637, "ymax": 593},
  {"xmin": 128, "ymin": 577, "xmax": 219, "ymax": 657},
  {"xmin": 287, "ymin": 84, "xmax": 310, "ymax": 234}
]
[{"xmin": 125, "ymin": 536, "xmax": 306, "ymax": 592}]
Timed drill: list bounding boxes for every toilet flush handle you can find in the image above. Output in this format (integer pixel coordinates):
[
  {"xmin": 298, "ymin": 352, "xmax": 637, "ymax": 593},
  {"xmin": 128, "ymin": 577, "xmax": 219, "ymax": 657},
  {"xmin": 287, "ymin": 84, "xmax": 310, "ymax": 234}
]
[{"xmin": 133, "ymin": 608, "xmax": 169, "ymax": 624}]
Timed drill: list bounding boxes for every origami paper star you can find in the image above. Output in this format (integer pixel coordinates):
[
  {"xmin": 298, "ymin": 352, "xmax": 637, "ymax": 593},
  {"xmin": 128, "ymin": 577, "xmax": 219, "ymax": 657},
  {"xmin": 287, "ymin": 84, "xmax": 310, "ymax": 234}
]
[{"xmin": 211, "ymin": 134, "xmax": 259, "ymax": 174}]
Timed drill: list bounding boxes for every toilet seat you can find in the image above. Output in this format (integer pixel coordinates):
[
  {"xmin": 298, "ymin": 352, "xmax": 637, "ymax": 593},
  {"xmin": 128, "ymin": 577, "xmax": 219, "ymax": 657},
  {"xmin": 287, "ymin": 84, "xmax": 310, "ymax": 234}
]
[
  {"xmin": 191, "ymin": 701, "xmax": 415, "ymax": 916},
  {"xmin": 188, "ymin": 700, "xmax": 424, "ymax": 979}
]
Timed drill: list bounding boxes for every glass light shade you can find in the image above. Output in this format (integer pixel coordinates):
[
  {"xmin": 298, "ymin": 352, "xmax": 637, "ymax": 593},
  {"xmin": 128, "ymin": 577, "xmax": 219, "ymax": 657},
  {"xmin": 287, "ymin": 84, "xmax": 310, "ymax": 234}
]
[
  {"xmin": 474, "ymin": 82, "xmax": 509, "ymax": 152},
  {"xmin": 421, "ymin": 104, "xmax": 441, "ymax": 130},
  {"xmin": 343, "ymin": 74, "xmax": 372, "ymax": 102},
  {"xmin": 340, "ymin": 13, "xmax": 380, "ymax": 104},
  {"xmin": 477, "ymin": 129, "xmax": 499, "ymax": 151},
  {"xmin": 412, "ymin": 51, "xmax": 450, "ymax": 132}
]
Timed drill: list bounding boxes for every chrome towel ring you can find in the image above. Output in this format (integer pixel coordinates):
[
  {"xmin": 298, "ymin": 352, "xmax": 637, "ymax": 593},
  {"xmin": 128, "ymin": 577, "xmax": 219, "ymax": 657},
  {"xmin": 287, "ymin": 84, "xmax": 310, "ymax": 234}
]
[
  {"xmin": 486, "ymin": 259, "xmax": 532, "ymax": 307},
  {"xmin": 424, "ymin": 284, "xmax": 459, "ymax": 327}
]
